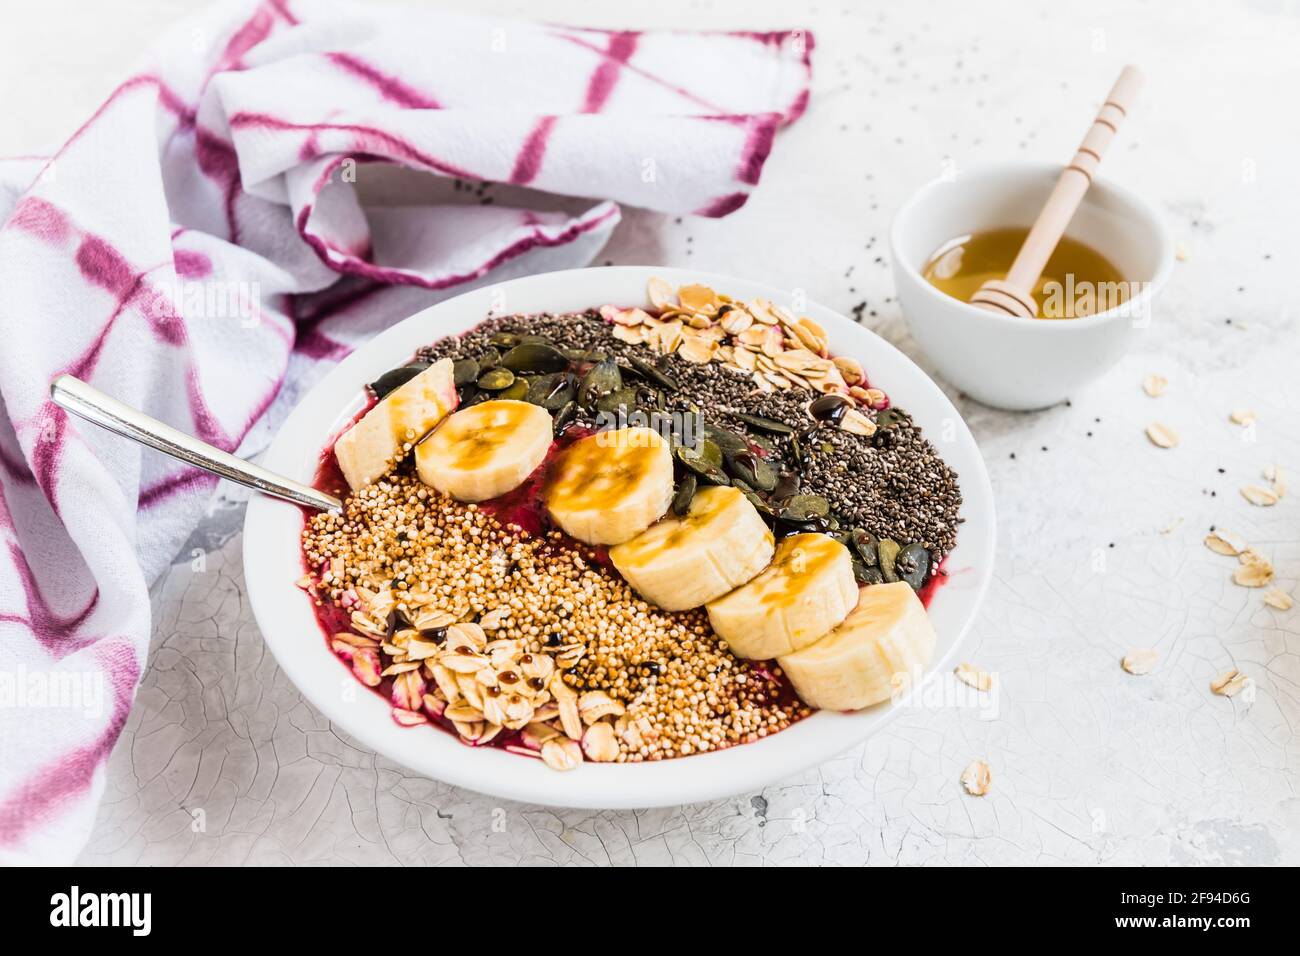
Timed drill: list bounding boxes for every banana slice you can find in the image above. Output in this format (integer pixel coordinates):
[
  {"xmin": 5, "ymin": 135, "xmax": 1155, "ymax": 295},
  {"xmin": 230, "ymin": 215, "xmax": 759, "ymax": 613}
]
[
  {"xmin": 334, "ymin": 358, "xmax": 458, "ymax": 490},
  {"xmin": 706, "ymin": 532, "xmax": 856, "ymax": 659},
  {"xmin": 778, "ymin": 581, "xmax": 937, "ymax": 711},
  {"xmin": 610, "ymin": 486, "xmax": 775, "ymax": 611},
  {"xmin": 415, "ymin": 400, "xmax": 553, "ymax": 502},
  {"xmin": 543, "ymin": 426, "xmax": 673, "ymax": 545}
]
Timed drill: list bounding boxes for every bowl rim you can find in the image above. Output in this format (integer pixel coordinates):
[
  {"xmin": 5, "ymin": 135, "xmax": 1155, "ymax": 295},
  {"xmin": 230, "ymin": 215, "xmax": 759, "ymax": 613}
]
[
  {"xmin": 889, "ymin": 159, "xmax": 1174, "ymax": 332},
  {"xmin": 242, "ymin": 265, "xmax": 996, "ymax": 809}
]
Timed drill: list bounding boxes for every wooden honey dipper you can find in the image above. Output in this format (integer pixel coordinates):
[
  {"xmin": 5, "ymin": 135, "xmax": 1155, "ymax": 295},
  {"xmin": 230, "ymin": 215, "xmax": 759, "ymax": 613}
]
[{"xmin": 970, "ymin": 65, "xmax": 1145, "ymax": 318}]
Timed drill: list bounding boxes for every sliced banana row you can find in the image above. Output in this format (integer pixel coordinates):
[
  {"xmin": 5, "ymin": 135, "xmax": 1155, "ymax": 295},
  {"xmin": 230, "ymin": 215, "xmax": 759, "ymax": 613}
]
[{"xmin": 611, "ymin": 501, "xmax": 937, "ymax": 711}]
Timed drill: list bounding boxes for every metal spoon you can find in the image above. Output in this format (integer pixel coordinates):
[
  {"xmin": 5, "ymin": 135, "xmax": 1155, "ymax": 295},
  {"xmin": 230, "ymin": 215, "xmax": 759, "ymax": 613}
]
[{"xmin": 50, "ymin": 374, "xmax": 342, "ymax": 512}]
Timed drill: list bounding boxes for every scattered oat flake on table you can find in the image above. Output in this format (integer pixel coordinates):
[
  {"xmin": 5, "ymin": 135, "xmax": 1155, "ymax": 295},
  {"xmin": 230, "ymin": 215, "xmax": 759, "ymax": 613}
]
[
  {"xmin": 1203, "ymin": 529, "xmax": 1246, "ymax": 556},
  {"xmin": 1263, "ymin": 588, "xmax": 1293, "ymax": 610},
  {"xmin": 1159, "ymin": 516, "xmax": 1183, "ymax": 534},
  {"xmin": 1145, "ymin": 422, "xmax": 1179, "ymax": 448},
  {"xmin": 954, "ymin": 662, "xmax": 993, "ymax": 691},
  {"xmin": 1210, "ymin": 669, "xmax": 1250, "ymax": 698},
  {"xmin": 1229, "ymin": 409, "xmax": 1256, "ymax": 426},
  {"xmin": 1142, "ymin": 374, "xmax": 1168, "ymax": 397},
  {"xmin": 960, "ymin": 760, "xmax": 993, "ymax": 796},
  {"xmin": 1240, "ymin": 484, "xmax": 1279, "ymax": 507},
  {"xmin": 1121, "ymin": 649, "xmax": 1159, "ymax": 675},
  {"xmin": 1233, "ymin": 560, "xmax": 1274, "ymax": 588},
  {"xmin": 1263, "ymin": 464, "xmax": 1286, "ymax": 498},
  {"xmin": 1174, "ymin": 240, "xmax": 1190, "ymax": 262}
]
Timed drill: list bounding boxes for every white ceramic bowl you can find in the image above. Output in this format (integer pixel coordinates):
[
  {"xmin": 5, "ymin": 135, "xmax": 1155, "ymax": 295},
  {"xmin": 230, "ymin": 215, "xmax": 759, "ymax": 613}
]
[
  {"xmin": 891, "ymin": 162, "xmax": 1173, "ymax": 411},
  {"xmin": 243, "ymin": 266, "xmax": 995, "ymax": 808}
]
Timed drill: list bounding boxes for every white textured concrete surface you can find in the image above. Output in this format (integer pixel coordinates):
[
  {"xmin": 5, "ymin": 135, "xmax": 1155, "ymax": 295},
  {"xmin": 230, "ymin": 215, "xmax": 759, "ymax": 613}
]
[{"xmin": 4, "ymin": 0, "xmax": 1297, "ymax": 865}]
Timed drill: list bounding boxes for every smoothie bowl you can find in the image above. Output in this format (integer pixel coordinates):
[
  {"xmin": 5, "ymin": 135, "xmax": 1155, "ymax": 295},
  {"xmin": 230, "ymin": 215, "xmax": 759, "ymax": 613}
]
[{"xmin": 243, "ymin": 266, "xmax": 995, "ymax": 808}]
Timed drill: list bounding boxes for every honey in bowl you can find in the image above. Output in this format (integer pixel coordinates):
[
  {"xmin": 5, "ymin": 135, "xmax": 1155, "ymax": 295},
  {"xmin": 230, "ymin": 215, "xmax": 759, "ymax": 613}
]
[{"xmin": 922, "ymin": 227, "xmax": 1129, "ymax": 319}]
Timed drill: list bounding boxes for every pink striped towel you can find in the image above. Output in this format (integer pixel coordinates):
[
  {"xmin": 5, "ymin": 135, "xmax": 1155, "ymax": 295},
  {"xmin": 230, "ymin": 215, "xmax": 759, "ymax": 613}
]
[{"xmin": 0, "ymin": 0, "xmax": 811, "ymax": 863}]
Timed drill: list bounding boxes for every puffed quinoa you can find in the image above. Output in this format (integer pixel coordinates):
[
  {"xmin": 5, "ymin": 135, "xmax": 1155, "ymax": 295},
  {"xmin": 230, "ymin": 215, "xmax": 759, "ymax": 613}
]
[{"xmin": 303, "ymin": 473, "xmax": 810, "ymax": 768}]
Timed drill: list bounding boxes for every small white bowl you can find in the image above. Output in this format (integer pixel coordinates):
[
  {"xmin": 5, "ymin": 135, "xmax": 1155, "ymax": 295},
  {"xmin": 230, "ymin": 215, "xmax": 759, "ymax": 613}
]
[{"xmin": 890, "ymin": 162, "xmax": 1173, "ymax": 411}]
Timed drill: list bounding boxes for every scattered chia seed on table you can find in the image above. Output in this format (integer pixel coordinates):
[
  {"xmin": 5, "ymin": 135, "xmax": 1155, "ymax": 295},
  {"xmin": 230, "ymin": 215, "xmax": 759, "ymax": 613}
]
[{"xmin": 419, "ymin": 310, "xmax": 963, "ymax": 562}]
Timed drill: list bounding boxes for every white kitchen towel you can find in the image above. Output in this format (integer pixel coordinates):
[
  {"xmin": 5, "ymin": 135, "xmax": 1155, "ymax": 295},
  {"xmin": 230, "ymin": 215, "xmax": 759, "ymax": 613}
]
[{"xmin": 0, "ymin": 0, "xmax": 811, "ymax": 863}]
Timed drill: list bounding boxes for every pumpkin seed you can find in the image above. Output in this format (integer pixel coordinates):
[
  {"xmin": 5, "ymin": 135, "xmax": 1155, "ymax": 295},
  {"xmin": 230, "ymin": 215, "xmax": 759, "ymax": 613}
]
[
  {"xmin": 500, "ymin": 378, "xmax": 529, "ymax": 402},
  {"xmin": 675, "ymin": 440, "xmax": 723, "ymax": 475},
  {"xmin": 502, "ymin": 341, "xmax": 568, "ymax": 373},
  {"xmin": 525, "ymin": 373, "xmax": 556, "ymax": 406},
  {"xmin": 476, "ymin": 346, "xmax": 501, "ymax": 370},
  {"xmin": 671, "ymin": 474, "xmax": 697, "ymax": 516},
  {"xmin": 776, "ymin": 514, "xmax": 829, "ymax": 535},
  {"xmin": 852, "ymin": 560, "xmax": 883, "ymax": 585},
  {"xmin": 726, "ymin": 450, "xmax": 777, "ymax": 492},
  {"xmin": 526, "ymin": 372, "xmax": 576, "ymax": 410},
  {"xmin": 596, "ymin": 387, "xmax": 638, "ymax": 414},
  {"xmin": 578, "ymin": 360, "xmax": 622, "ymax": 407},
  {"xmin": 627, "ymin": 355, "xmax": 679, "ymax": 391},
  {"xmin": 369, "ymin": 363, "xmax": 428, "ymax": 400},
  {"xmin": 878, "ymin": 538, "xmax": 902, "ymax": 582},
  {"xmin": 894, "ymin": 543, "xmax": 930, "ymax": 591},
  {"xmin": 729, "ymin": 412, "xmax": 794, "ymax": 435},
  {"xmin": 549, "ymin": 376, "xmax": 578, "ymax": 410},
  {"xmin": 477, "ymin": 366, "xmax": 516, "ymax": 391},
  {"xmin": 703, "ymin": 424, "xmax": 748, "ymax": 456},
  {"xmin": 553, "ymin": 400, "xmax": 578, "ymax": 433},
  {"xmin": 452, "ymin": 358, "xmax": 479, "ymax": 387},
  {"xmin": 782, "ymin": 493, "xmax": 830, "ymax": 520},
  {"xmin": 772, "ymin": 471, "xmax": 801, "ymax": 500},
  {"xmin": 849, "ymin": 529, "xmax": 878, "ymax": 566},
  {"xmin": 695, "ymin": 465, "xmax": 731, "ymax": 487},
  {"xmin": 875, "ymin": 408, "xmax": 904, "ymax": 429}
]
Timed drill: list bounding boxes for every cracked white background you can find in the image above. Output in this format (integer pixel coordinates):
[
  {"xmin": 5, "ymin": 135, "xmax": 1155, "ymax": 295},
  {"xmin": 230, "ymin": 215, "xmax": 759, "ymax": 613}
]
[{"xmin": 4, "ymin": 0, "xmax": 1298, "ymax": 865}]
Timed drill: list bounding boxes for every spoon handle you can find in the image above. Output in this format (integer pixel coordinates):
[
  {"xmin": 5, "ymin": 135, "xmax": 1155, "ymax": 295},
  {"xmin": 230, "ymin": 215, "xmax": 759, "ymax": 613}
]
[{"xmin": 50, "ymin": 374, "xmax": 342, "ymax": 513}]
